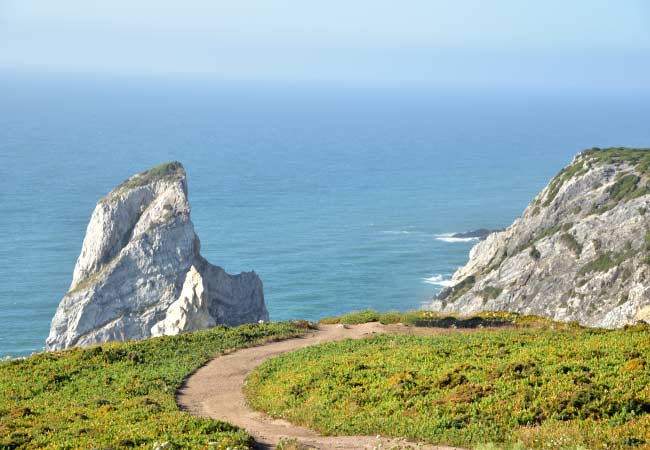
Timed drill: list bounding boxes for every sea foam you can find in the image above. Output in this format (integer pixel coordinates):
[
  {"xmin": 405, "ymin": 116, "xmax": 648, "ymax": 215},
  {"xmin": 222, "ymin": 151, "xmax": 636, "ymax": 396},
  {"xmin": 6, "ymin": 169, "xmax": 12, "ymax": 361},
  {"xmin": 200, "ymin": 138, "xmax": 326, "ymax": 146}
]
[
  {"xmin": 422, "ymin": 274, "xmax": 454, "ymax": 287},
  {"xmin": 434, "ymin": 233, "xmax": 480, "ymax": 243}
]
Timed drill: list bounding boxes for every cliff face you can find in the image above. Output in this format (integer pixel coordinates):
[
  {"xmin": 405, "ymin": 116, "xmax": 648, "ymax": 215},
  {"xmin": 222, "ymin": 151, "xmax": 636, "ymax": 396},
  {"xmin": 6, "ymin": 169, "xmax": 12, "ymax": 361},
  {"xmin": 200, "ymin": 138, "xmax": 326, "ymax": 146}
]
[
  {"xmin": 47, "ymin": 162, "xmax": 268, "ymax": 351},
  {"xmin": 430, "ymin": 148, "xmax": 650, "ymax": 328}
]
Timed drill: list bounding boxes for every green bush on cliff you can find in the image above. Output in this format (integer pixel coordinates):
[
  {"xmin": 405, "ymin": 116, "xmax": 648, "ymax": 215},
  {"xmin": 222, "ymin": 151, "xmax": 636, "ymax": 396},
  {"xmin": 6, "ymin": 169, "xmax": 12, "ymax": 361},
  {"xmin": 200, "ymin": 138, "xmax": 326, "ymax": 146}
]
[
  {"xmin": 0, "ymin": 322, "xmax": 306, "ymax": 449},
  {"xmin": 559, "ymin": 233, "xmax": 582, "ymax": 256}
]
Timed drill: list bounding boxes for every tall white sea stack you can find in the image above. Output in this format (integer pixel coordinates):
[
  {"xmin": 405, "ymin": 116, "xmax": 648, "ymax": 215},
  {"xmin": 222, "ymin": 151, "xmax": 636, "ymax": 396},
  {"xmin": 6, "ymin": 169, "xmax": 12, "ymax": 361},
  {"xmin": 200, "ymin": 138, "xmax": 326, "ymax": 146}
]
[{"xmin": 47, "ymin": 162, "xmax": 268, "ymax": 351}]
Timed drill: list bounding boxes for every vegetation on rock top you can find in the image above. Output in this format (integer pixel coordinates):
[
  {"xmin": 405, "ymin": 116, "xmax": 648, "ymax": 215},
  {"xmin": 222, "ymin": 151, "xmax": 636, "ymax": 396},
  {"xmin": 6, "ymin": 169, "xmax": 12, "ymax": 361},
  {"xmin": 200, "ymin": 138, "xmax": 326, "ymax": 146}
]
[
  {"xmin": 105, "ymin": 161, "xmax": 185, "ymax": 201},
  {"xmin": 541, "ymin": 147, "xmax": 650, "ymax": 207}
]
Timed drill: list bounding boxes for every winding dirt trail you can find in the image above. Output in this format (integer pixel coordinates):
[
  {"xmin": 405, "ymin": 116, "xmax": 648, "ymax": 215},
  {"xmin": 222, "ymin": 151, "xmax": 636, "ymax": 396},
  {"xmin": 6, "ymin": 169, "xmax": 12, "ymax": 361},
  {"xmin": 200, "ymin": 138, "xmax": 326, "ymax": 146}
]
[{"xmin": 176, "ymin": 323, "xmax": 466, "ymax": 450}]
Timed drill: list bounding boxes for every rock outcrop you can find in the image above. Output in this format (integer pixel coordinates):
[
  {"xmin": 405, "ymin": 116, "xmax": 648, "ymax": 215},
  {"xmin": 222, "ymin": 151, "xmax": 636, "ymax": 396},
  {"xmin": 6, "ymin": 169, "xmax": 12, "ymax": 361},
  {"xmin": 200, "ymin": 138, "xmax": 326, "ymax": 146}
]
[
  {"xmin": 47, "ymin": 162, "xmax": 268, "ymax": 351},
  {"xmin": 430, "ymin": 147, "xmax": 650, "ymax": 328},
  {"xmin": 451, "ymin": 229, "xmax": 495, "ymax": 241}
]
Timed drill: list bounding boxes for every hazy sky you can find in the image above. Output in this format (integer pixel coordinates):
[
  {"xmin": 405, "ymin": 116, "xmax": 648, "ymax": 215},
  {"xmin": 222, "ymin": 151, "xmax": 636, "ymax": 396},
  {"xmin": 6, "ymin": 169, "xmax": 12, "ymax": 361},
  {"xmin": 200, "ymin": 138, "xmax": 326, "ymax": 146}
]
[{"xmin": 1, "ymin": 1, "xmax": 649, "ymax": 89}]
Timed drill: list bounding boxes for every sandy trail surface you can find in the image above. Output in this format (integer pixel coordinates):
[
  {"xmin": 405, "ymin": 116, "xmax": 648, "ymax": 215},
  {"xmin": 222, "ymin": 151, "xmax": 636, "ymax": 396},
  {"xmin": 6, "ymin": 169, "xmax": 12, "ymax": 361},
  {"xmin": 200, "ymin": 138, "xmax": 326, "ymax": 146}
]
[{"xmin": 177, "ymin": 323, "xmax": 466, "ymax": 450}]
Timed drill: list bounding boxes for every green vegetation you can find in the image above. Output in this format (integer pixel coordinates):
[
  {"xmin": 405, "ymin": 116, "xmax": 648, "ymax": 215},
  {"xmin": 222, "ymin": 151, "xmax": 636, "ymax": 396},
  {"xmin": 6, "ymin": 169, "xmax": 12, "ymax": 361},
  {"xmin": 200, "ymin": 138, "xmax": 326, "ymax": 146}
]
[
  {"xmin": 577, "ymin": 253, "xmax": 616, "ymax": 276},
  {"xmin": 534, "ymin": 224, "xmax": 562, "ymax": 242},
  {"xmin": 541, "ymin": 147, "xmax": 650, "ymax": 208},
  {"xmin": 276, "ymin": 437, "xmax": 306, "ymax": 450},
  {"xmin": 542, "ymin": 160, "xmax": 590, "ymax": 207},
  {"xmin": 559, "ymin": 233, "xmax": 582, "ymax": 256},
  {"xmin": 378, "ymin": 311, "xmax": 403, "ymax": 325},
  {"xmin": 317, "ymin": 309, "xmax": 381, "ymax": 325},
  {"xmin": 318, "ymin": 310, "xmax": 572, "ymax": 332},
  {"xmin": 580, "ymin": 147, "xmax": 650, "ymax": 172},
  {"xmin": 444, "ymin": 276, "xmax": 476, "ymax": 303},
  {"xmin": 106, "ymin": 161, "xmax": 185, "ymax": 201},
  {"xmin": 339, "ymin": 309, "xmax": 381, "ymax": 325},
  {"xmin": 479, "ymin": 286, "xmax": 503, "ymax": 301},
  {"xmin": 318, "ymin": 316, "xmax": 342, "ymax": 325},
  {"xmin": 588, "ymin": 202, "xmax": 615, "ymax": 216},
  {"xmin": 0, "ymin": 322, "xmax": 307, "ymax": 449},
  {"xmin": 67, "ymin": 253, "xmax": 121, "ymax": 295},
  {"xmin": 577, "ymin": 247, "xmax": 635, "ymax": 277},
  {"xmin": 529, "ymin": 246, "xmax": 541, "ymax": 260},
  {"xmin": 607, "ymin": 174, "xmax": 650, "ymax": 202},
  {"xmin": 246, "ymin": 326, "xmax": 650, "ymax": 450},
  {"xmin": 399, "ymin": 311, "xmax": 575, "ymax": 330}
]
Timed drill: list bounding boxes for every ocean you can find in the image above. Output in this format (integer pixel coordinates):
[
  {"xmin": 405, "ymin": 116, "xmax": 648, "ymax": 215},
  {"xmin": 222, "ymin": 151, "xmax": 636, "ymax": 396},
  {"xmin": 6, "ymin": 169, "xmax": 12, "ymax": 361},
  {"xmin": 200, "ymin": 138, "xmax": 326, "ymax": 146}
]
[{"xmin": 1, "ymin": 74, "xmax": 649, "ymax": 357}]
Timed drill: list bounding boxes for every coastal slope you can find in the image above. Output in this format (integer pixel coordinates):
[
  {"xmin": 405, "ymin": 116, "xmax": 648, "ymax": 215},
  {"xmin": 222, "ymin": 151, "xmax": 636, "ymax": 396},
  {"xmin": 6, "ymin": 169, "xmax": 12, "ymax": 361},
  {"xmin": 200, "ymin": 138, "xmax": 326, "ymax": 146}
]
[
  {"xmin": 46, "ymin": 162, "xmax": 268, "ymax": 351},
  {"xmin": 430, "ymin": 147, "xmax": 650, "ymax": 328}
]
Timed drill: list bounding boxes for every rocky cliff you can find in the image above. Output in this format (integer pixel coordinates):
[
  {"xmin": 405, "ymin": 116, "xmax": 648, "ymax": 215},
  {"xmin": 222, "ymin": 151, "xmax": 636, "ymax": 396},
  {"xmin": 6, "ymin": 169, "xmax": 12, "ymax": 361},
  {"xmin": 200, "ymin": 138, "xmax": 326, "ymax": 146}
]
[
  {"xmin": 430, "ymin": 147, "xmax": 650, "ymax": 328},
  {"xmin": 47, "ymin": 162, "xmax": 268, "ymax": 351}
]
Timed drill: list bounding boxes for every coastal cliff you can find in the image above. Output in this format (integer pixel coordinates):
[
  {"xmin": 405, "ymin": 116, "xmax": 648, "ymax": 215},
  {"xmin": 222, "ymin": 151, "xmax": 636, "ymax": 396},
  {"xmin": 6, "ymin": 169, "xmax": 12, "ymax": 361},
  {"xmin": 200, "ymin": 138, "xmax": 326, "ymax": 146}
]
[
  {"xmin": 46, "ymin": 162, "xmax": 268, "ymax": 351},
  {"xmin": 430, "ymin": 147, "xmax": 650, "ymax": 328}
]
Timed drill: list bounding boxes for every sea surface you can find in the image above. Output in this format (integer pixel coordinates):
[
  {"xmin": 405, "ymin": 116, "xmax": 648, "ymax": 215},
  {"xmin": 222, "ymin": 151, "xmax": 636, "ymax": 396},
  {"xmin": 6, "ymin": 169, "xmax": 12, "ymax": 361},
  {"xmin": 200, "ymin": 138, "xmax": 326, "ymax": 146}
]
[{"xmin": 1, "ymin": 74, "xmax": 649, "ymax": 356}]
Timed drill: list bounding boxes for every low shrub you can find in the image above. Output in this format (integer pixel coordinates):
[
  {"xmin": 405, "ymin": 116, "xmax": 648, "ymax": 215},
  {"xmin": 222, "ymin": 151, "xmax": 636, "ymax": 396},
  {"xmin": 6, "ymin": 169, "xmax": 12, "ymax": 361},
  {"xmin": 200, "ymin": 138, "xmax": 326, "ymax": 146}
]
[
  {"xmin": 378, "ymin": 311, "xmax": 402, "ymax": 324},
  {"xmin": 559, "ymin": 233, "xmax": 582, "ymax": 256},
  {"xmin": 0, "ymin": 323, "xmax": 305, "ymax": 449},
  {"xmin": 529, "ymin": 246, "xmax": 541, "ymax": 260},
  {"xmin": 339, "ymin": 309, "xmax": 381, "ymax": 325},
  {"xmin": 246, "ymin": 326, "xmax": 650, "ymax": 450},
  {"xmin": 318, "ymin": 316, "xmax": 341, "ymax": 325}
]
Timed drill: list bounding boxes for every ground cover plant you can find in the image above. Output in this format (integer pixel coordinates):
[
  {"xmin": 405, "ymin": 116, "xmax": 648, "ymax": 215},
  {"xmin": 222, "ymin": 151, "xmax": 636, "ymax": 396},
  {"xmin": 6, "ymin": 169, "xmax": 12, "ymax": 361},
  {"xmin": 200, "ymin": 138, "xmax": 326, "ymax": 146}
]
[
  {"xmin": 318, "ymin": 309, "xmax": 577, "ymax": 330},
  {"xmin": 246, "ymin": 325, "xmax": 650, "ymax": 450},
  {"xmin": 0, "ymin": 322, "xmax": 307, "ymax": 449}
]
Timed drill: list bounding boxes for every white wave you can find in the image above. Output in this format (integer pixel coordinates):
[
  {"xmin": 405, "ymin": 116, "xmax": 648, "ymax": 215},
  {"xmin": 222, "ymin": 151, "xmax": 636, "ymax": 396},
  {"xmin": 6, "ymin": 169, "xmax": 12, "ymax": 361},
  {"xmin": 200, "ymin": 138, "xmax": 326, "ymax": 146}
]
[
  {"xmin": 381, "ymin": 230, "xmax": 413, "ymax": 235},
  {"xmin": 434, "ymin": 232, "xmax": 479, "ymax": 243},
  {"xmin": 422, "ymin": 274, "xmax": 454, "ymax": 287}
]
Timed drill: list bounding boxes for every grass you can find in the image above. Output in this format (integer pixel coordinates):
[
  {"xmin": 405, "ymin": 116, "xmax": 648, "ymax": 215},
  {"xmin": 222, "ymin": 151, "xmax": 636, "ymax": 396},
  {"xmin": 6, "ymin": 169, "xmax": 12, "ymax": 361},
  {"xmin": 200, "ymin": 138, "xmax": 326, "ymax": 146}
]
[
  {"xmin": 559, "ymin": 233, "xmax": 582, "ymax": 256},
  {"xmin": 105, "ymin": 161, "xmax": 185, "ymax": 201},
  {"xmin": 0, "ymin": 322, "xmax": 307, "ymax": 449},
  {"xmin": 577, "ymin": 246, "xmax": 637, "ymax": 277},
  {"xmin": 339, "ymin": 309, "xmax": 381, "ymax": 325},
  {"xmin": 246, "ymin": 326, "xmax": 650, "ymax": 450},
  {"xmin": 318, "ymin": 309, "xmax": 381, "ymax": 325},
  {"xmin": 378, "ymin": 311, "xmax": 403, "ymax": 325},
  {"xmin": 580, "ymin": 147, "xmax": 650, "ymax": 172},
  {"xmin": 319, "ymin": 309, "xmax": 573, "ymax": 331}
]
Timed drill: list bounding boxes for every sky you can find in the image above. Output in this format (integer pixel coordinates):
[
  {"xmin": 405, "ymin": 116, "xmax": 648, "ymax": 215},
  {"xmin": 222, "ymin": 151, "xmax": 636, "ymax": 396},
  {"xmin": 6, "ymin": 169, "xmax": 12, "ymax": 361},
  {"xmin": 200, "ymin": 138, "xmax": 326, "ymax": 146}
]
[{"xmin": 1, "ymin": 0, "xmax": 649, "ymax": 89}]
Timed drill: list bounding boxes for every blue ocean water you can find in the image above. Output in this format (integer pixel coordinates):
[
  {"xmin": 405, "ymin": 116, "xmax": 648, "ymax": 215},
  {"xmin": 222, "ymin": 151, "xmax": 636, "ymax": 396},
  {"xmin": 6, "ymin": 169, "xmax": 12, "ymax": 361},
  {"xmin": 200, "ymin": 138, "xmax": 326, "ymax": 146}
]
[{"xmin": 1, "ymin": 74, "xmax": 649, "ymax": 356}]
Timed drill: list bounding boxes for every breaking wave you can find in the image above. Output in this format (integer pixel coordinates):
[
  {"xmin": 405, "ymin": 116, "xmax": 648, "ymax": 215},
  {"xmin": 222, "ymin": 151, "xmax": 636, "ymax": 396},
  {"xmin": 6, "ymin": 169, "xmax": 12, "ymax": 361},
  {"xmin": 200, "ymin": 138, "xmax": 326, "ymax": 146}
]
[
  {"xmin": 434, "ymin": 233, "xmax": 480, "ymax": 243},
  {"xmin": 422, "ymin": 274, "xmax": 454, "ymax": 287}
]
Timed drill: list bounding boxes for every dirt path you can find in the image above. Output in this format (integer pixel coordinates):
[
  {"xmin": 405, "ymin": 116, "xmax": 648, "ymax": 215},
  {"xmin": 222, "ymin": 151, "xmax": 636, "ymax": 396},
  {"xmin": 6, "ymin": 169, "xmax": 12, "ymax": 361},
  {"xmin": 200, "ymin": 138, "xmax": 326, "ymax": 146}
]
[{"xmin": 176, "ymin": 323, "xmax": 466, "ymax": 450}]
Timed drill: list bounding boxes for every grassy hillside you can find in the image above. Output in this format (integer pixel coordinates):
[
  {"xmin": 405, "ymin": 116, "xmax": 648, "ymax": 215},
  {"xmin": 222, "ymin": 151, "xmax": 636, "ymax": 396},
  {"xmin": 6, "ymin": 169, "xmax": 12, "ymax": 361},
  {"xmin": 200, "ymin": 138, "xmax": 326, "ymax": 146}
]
[
  {"xmin": 246, "ymin": 323, "xmax": 650, "ymax": 450},
  {"xmin": 0, "ymin": 322, "xmax": 307, "ymax": 449}
]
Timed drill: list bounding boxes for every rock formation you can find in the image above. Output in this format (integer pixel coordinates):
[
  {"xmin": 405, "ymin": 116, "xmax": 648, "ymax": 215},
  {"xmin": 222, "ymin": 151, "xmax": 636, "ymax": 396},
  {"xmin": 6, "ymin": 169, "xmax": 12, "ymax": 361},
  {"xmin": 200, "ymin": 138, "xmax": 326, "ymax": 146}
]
[
  {"xmin": 430, "ymin": 147, "xmax": 650, "ymax": 328},
  {"xmin": 451, "ymin": 229, "xmax": 495, "ymax": 241},
  {"xmin": 47, "ymin": 162, "xmax": 268, "ymax": 351}
]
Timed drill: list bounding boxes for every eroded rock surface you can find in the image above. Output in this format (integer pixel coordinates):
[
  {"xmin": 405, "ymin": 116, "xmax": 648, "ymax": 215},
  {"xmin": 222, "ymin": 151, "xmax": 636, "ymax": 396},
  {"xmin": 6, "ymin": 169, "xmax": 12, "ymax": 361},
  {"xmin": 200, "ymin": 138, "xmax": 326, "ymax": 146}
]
[
  {"xmin": 47, "ymin": 162, "xmax": 268, "ymax": 351},
  {"xmin": 430, "ymin": 147, "xmax": 650, "ymax": 328}
]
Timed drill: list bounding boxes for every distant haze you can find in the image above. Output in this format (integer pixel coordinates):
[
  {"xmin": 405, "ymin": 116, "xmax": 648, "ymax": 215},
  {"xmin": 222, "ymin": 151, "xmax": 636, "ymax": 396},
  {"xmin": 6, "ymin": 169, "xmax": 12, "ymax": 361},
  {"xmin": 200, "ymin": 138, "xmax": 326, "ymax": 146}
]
[{"xmin": 1, "ymin": 1, "xmax": 650, "ymax": 89}]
